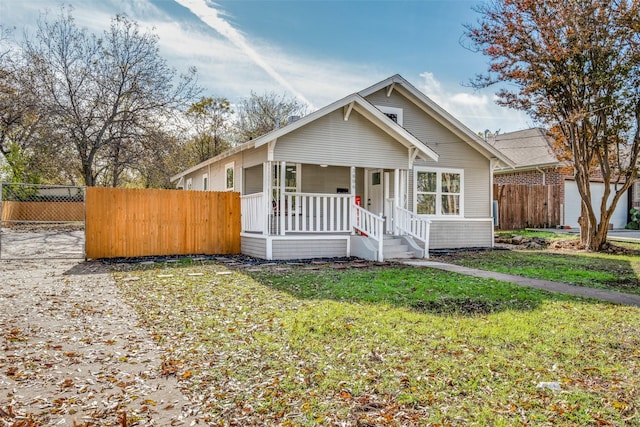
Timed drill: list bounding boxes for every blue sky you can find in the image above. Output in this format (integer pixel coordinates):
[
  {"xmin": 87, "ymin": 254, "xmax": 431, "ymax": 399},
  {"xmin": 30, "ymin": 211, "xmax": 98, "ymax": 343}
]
[{"xmin": 1, "ymin": 0, "xmax": 534, "ymax": 133}]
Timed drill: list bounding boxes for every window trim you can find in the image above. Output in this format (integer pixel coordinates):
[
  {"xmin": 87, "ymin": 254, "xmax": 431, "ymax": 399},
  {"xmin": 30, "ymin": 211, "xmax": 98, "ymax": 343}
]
[
  {"xmin": 186, "ymin": 178, "xmax": 193, "ymax": 190},
  {"xmin": 224, "ymin": 162, "xmax": 234, "ymax": 191},
  {"xmin": 375, "ymin": 105, "xmax": 403, "ymax": 126},
  {"xmin": 202, "ymin": 173, "xmax": 208, "ymax": 191},
  {"xmin": 413, "ymin": 167, "xmax": 464, "ymax": 217}
]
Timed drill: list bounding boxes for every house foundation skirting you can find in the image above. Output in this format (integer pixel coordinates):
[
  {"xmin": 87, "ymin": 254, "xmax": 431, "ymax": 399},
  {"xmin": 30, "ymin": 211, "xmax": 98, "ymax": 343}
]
[{"xmin": 240, "ymin": 233, "xmax": 351, "ymax": 260}]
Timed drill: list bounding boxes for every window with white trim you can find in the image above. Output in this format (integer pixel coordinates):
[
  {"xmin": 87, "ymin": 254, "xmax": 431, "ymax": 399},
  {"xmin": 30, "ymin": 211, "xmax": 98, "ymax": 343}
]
[
  {"xmin": 225, "ymin": 162, "xmax": 234, "ymax": 191},
  {"xmin": 186, "ymin": 178, "xmax": 193, "ymax": 190},
  {"xmin": 272, "ymin": 163, "xmax": 300, "ymax": 198},
  {"xmin": 375, "ymin": 105, "xmax": 403, "ymax": 126},
  {"xmin": 414, "ymin": 167, "xmax": 463, "ymax": 216},
  {"xmin": 203, "ymin": 173, "xmax": 208, "ymax": 191}
]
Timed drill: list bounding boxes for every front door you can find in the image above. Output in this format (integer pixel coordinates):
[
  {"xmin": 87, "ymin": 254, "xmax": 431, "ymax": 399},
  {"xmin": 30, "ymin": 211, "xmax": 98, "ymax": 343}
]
[{"xmin": 366, "ymin": 169, "xmax": 384, "ymax": 216}]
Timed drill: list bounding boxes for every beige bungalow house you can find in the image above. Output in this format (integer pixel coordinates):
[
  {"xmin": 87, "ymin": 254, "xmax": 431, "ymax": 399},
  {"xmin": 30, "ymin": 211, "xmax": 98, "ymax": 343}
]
[{"xmin": 171, "ymin": 74, "xmax": 512, "ymax": 261}]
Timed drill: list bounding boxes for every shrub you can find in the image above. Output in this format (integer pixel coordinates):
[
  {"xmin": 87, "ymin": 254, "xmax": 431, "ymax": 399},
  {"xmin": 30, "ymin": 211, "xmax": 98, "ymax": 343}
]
[{"xmin": 625, "ymin": 208, "xmax": 640, "ymax": 230}]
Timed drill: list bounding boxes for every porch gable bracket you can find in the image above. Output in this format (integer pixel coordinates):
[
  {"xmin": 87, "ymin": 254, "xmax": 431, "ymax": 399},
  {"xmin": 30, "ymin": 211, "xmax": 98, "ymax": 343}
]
[
  {"xmin": 386, "ymin": 83, "xmax": 395, "ymax": 97},
  {"xmin": 267, "ymin": 140, "xmax": 277, "ymax": 161},
  {"xmin": 408, "ymin": 147, "xmax": 420, "ymax": 168},
  {"xmin": 343, "ymin": 102, "xmax": 354, "ymax": 121}
]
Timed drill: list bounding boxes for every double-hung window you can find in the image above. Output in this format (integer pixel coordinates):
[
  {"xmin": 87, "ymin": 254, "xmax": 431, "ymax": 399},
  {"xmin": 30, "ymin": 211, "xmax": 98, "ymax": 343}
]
[
  {"xmin": 415, "ymin": 167, "xmax": 463, "ymax": 216},
  {"xmin": 225, "ymin": 162, "xmax": 234, "ymax": 191}
]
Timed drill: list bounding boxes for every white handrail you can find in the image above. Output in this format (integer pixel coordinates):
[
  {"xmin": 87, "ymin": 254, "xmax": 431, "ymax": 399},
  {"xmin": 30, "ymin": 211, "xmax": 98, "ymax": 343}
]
[
  {"xmin": 240, "ymin": 192, "xmax": 266, "ymax": 233},
  {"xmin": 394, "ymin": 205, "xmax": 431, "ymax": 257},
  {"xmin": 352, "ymin": 203, "xmax": 385, "ymax": 261}
]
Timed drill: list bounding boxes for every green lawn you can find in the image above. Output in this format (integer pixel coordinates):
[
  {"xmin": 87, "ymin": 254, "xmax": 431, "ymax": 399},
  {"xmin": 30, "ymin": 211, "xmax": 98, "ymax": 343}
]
[
  {"xmin": 439, "ymin": 231, "xmax": 640, "ymax": 295},
  {"xmin": 114, "ymin": 261, "xmax": 640, "ymax": 426}
]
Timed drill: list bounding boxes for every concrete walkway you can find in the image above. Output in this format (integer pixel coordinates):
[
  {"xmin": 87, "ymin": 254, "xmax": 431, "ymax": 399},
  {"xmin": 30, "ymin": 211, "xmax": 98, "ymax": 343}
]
[{"xmin": 404, "ymin": 260, "xmax": 640, "ymax": 308}]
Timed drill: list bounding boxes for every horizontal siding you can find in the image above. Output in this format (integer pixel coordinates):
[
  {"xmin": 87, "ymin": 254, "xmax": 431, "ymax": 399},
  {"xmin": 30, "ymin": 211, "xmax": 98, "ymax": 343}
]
[
  {"xmin": 429, "ymin": 220, "xmax": 494, "ymax": 249},
  {"xmin": 241, "ymin": 235, "xmax": 267, "ymax": 258},
  {"xmin": 181, "ymin": 146, "xmax": 267, "ymax": 192},
  {"xmin": 274, "ymin": 110, "xmax": 408, "ymax": 169},
  {"xmin": 244, "ymin": 164, "xmax": 263, "ymax": 195},
  {"xmin": 367, "ymin": 88, "xmax": 491, "ymax": 218},
  {"xmin": 272, "ymin": 238, "xmax": 348, "ymax": 259},
  {"xmin": 242, "ymin": 145, "xmax": 268, "ymax": 168},
  {"xmin": 301, "ymin": 165, "xmax": 351, "ymax": 193}
]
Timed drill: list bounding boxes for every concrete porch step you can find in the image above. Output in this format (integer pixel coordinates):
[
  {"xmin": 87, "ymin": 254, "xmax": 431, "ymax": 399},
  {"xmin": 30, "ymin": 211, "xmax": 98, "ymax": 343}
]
[{"xmin": 383, "ymin": 236, "xmax": 416, "ymax": 259}]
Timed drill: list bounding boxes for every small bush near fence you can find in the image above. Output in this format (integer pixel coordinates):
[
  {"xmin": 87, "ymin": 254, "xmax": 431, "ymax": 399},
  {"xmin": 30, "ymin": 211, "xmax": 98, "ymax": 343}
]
[{"xmin": 85, "ymin": 187, "xmax": 240, "ymax": 259}]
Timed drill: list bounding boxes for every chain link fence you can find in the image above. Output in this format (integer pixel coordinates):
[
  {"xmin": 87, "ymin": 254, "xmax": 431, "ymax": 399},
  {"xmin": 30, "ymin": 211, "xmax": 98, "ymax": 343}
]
[{"xmin": 0, "ymin": 183, "xmax": 86, "ymax": 259}]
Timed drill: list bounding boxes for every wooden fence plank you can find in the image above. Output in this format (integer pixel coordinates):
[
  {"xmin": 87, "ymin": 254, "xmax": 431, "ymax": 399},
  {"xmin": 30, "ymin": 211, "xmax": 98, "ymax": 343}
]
[
  {"xmin": 494, "ymin": 184, "xmax": 562, "ymax": 230},
  {"xmin": 86, "ymin": 187, "xmax": 241, "ymax": 258}
]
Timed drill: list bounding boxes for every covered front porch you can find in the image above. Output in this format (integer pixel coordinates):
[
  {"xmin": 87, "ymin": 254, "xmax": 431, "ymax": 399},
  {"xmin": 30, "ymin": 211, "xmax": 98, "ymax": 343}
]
[{"xmin": 240, "ymin": 162, "xmax": 430, "ymax": 261}]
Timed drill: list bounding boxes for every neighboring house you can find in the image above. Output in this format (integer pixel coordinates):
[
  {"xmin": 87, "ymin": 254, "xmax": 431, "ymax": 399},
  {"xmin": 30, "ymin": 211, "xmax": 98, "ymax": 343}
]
[
  {"xmin": 491, "ymin": 128, "xmax": 632, "ymax": 229},
  {"xmin": 171, "ymin": 74, "xmax": 512, "ymax": 261}
]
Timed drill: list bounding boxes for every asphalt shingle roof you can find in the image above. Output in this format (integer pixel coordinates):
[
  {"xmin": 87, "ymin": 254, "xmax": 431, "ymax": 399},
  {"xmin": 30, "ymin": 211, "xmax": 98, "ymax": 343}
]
[{"xmin": 490, "ymin": 128, "xmax": 559, "ymax": 169}]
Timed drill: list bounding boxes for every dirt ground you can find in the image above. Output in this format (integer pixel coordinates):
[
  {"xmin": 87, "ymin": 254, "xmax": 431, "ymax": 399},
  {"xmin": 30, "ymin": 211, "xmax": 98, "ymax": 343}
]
[{"xmin": 0, "ymin": 259, "xmax": 201, "ymax": 426}]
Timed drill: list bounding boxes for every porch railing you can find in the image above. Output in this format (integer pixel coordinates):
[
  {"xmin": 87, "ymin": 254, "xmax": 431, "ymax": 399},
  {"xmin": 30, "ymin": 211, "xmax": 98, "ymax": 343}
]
[
  {"xmin": 352, "ymin": 203, "xmax": 385, "ymax": 261},
  {"xmin": 394, "ymin": 205, "xmax": 431, "ymax": 256},
  {"xmin": 275, "ymin": 193, "xmax": 352, "ymax": 234},
  {"xmin": 241, "ymin": 192, "xmax": 266, "ymax": 233},
  {"xmin": 241, "ymin": 193, "xmax": 430, "ymax": 259}
]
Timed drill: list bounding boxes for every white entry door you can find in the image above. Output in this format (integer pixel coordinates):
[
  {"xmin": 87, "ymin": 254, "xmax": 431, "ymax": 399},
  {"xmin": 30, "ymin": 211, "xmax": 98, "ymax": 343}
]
[{"xmin": 366, "ymin": 169, "xmax": 384, "ymax": 215}]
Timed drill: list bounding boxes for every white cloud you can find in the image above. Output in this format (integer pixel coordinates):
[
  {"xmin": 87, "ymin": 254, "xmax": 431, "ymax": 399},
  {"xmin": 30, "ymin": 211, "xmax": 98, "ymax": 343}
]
[
  {"xmin": 175, "ymin": 0, "xmax": 316, "ymax": 110},
  {"xmin": 4, "ymin": 0, "xmax": 533, "ymax": 134}
]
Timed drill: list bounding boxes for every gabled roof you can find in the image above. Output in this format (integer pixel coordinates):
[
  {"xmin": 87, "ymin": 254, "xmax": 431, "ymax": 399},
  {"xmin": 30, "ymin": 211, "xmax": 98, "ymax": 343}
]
[
  {"xmin": 172, "ymin": 90, "xmax": 440, "ymax": 182},
  {"xmin": 171, "ymin": 73, "xmax": 516, "ymax": 183},
  {"xmin": 251, "ymin": 93, "xmax": 439, "ymax": 162},
  {"xmin": 489, "ymin": 128, "xmax": 561, "ymax": 171},
  {"xmin": 359, "ymin": 74, "xmax": 515, "ymax": 167}
]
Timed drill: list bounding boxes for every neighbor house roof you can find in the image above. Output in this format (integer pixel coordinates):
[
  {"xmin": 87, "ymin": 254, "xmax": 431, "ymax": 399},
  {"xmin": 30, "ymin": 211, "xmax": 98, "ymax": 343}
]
[{"xmin": 489, "ymin": 128, "xmax": 561, "ymax": 172}]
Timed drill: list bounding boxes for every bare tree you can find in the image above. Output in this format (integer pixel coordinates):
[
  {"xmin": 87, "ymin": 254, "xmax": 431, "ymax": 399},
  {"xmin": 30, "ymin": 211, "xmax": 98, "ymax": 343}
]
[
  {"xmin": 132, "ymin": 128, "xmax": 192, "ymax": 189},
  {"xmin": 466, "ymin": 0, "xmax": 640, "ymax": 251},
  {"xmin": 21, "ymin": 8, "xmax": 200, "ymax": 186},
  {"xmin": 234, "ymin": 91, "xmax": 307, "ymax": 143},
  {"xmin": 185, "ymin": 96, "xmax": 233, "ymax": 163}
]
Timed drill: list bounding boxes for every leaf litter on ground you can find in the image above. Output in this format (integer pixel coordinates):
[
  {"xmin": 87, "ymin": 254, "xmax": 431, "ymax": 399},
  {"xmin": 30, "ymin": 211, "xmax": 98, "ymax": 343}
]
[{"xmin": 112, "ymin": 259, "xmax": 640, "ymax": 426}]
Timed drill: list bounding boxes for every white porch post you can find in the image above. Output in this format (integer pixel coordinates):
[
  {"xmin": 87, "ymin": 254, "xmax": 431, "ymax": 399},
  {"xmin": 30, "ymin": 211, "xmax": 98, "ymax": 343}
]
[
  {"xmin": 394, "ymin": 169, "xmax": 400, "ymax": 235},
  {"xmin": 279, "ymin": 161, "xmax": 286, "ymax": 236},
  {"xmin": 263, "ymin": 162, "xmax": 271, "ymax": 235},
  {"xmin": 350, "ymin": 166, "xmax": 356, "ymax": 234}
]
